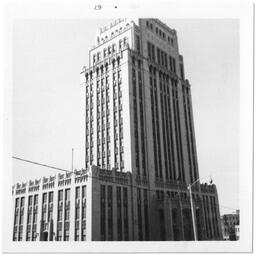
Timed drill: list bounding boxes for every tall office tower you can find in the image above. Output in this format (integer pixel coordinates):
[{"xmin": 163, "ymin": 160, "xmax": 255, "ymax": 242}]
[
  {"xmin": 80, "ymin": 18, "xmax": 222, "ymax": 241},
  {"xmin": 81, "ymin": 18, "xmax": 200, "ymax": 186},
  {"xmin": 11, "ymin": 19, "xmax": 222, "ymax": 243}
]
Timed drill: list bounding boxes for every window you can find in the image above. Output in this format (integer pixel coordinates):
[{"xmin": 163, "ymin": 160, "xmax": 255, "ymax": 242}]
[
  {"xmin": 15, "ymin": 198, "xmax": 19, "ymax": 208},
  {"xmin": 42, "ymin": 211, "xmax": 46, "ymax": 221},
  {"xmin": 136, "ymin": 35, "xmax": 140, "ymax": 54},
  {"xmin": 147, "ymin": 42, "xmax": 151, "ymax": 60},
  {"xmin": 58, "ymin": 190, "xmax": 63, "ymax": 201},
  {"xmin": 130, "ymin": 57, "xmax": 135, "ymax": 67},
  {"xmin": 152, "ymin": 44, "xmax": 155, "ymax": 61},
  {"xmin": 119, "ymin": 39, "xmax": 123, "ymax": 50},
  {"xmin": 31, "ymin": 231, "xmax": 37, "ymax": 241},
  {"xmin": 138, "ymin": 60, "xmax": 141, "ymax": 69},
  {"xmin": 27, "ymin": 213, "xmax": 32, "ymax": 223},
  {"xmin": 13, "ymin": 231, "xmax": 18, "ymax": 241},
  {"xmin": 21, "ymin": 197, "xmax": 25, "ymax": 207},
  {"xmin": 180, "ymin": 63, "xmax": 184, "ymax": 80},
  {"xmin": 112, "ymin": 44, "xmax": 116, "ymax": 53},
  {"xmin": 107, "ymin": 186, "xmax": 113, "ymax": 240},
  {"xmin": 97, "ymin": 52, "xmax": 101, "ymax": 61},
  {"xmin": 14, "ymin": 213, "xmax": 19, "ymax": 225},
  {"xmin": 157, "ymin": 48, "xmax": 160, "ymax": 64},
  {"xmin": 48, "ymin": 210, "xmax": 53, "ymax": 221},
  {"xmin": 117, "ymin": 186, "xmax": 122, "ymax": 240},
  {"xmin": 171, "ymin": 38, "xmax": 174, "ymax": 46},
  {"xmin": 18, "ymin": 228, "xmax": 23, "ymax": 241},
  {"xmin": 65, "ymin": 189, "xmax": 70, "ymax": 201},
  {"xmin": 34, "ymin": 195, "xmax": 38, "ymax": 205},
  {"xmin": 169, "ymin": 56, "xmax": 173, "ymax": 71},
  {"xmin": 124, "ymin": 37, "xmax": 128, "ymax": 48},
  {"xmin": 100, "ymin": 185, "xmax": 106, "ymax": 240},
  {"xmin": 28, "ymin": 196, "xmax": 32, "ymax": 206},
  {"xmin": 76, "ymin": 187, "xmax": 80, "ymax": 199},
  {"xmin": 65, "ymin": 208, "xmax": 70, "ymax": 221},
  {"xmin": 108, "ymin": 46, "xmax": 111, "ymax": 55},
  {"xmin": 172, "ymin": 58, "xmax": 176, "ymax": 73},
  {"xmin": 75, "ymin": 229, "xmax": 79, "ymax": 241},
  {"xmin": 42, "ymin": 193, "xmax": 47, "ymax": 204},
  {"xmin": 82, "ymin": 204, "xmax": 86, "ymax": 219},
  {"xmin": 82, "ymin": 228, "xmax": 86, "ymax": 241},
  {"xmin": 137, "ymin": 188, "xmax": 142, "ymax": 240},
  {"xmin": 33, "ymin": 211, "xmax": 38, "ymax": 223},
  {"xmin": 64, "ymin": 230, "xmax": 69, "ymax": 241},
  {"xmin": 49, "ymin": 192, "xmax": 53, "ymax": 203},
  {"xmin": 58, "ymin": 208, "xmax": 63, "ymax": 221},
  {"xmin": 75, "ymin": 207, "xmax": 80, "ymax": 220},
  {"xmin": 57, "ymin": 230, "xmax": 62, "ymax": 241}
]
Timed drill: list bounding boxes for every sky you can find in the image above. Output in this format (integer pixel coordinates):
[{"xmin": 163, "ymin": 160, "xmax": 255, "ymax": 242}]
[{"xmin": 12, "ymin": 19, "xmax": 239, "ymax": 215}]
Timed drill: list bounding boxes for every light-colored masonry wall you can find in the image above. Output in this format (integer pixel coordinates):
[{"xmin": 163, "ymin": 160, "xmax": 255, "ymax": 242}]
[{"xmin": 13, "ymin": 19, "xmax": 222, "ymax": 242}]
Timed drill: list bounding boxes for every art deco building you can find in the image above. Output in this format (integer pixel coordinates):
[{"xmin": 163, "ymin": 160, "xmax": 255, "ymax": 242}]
[{"xmin": 12, "ymin": 18, "xmax": 222, "ymax": 241}]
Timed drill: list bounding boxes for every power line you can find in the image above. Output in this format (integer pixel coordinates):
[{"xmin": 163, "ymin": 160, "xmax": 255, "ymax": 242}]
[
  {"xmin": 12, "ymin": 156, "xmax": 69, "ymax": 173},
  {"xmin": 12, "ymin": 155, "xmax": 238, "ymax": 212}
]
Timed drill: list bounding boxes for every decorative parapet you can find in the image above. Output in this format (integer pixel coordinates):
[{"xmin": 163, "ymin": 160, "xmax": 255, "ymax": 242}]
[
  {"xmin": 92, "ymin": 166, "xmax": 131, "ymax": 186},
  {"xmin": 200, "ymin": 183, "xmax": 216, "ymax": 194},
  {"xmin": 74, "ymin": 169, "xmax": 89, "ymax": 184},
  {"xmin": 98, "ymin": 168, "xmax": 114, "ymax": 183},
  {"xmin": 43, "ymin": 175, "xmax": 55, "ymax": 190},
  {"xmin": 135, "ymin": 175, "xmax": 148, "ymax": 186},
  {"xmin": 99, "ymin": 19, "xmax": 127, "ymax": 35},
  {"xmin": 115, "ymin": 170, "xmax": 130, "ymax": 185},
  {"xmin": 58, "ymin": 172, "xmax": 72, "ymax": 187},
  {"xmin": 15, "ymin": 182, "xmax": 27, "ymax": 195},
  {"xmin": 28, "ymin": 179, "xmax": 41, "ymax": 193},
  {"xmin": 155, "ymin": 19, "xmax": 177, "ymax": 36},
  {"xmin": 83, "ymin": 51, "xmax": 124, "ymax": 75},
  {"xmin": 92, "ymin": 19, "xmax": 133, "ymax": 49},
  {"xmin": 155, "ymin": 178, "xmax": 188, "ymax": 190}
]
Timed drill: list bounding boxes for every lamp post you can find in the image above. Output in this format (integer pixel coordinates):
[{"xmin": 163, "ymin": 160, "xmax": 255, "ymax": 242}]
[
  {"xmin": 187, "ymin": 176, "xmax": 213, "ymax": 241},
  {"xmin": 187, "ymin": 176, "xmax": 205, "ymax": 241},
  {"xmin": 187, "ymin": 184, "xmax": 198, "ymax": 241}
]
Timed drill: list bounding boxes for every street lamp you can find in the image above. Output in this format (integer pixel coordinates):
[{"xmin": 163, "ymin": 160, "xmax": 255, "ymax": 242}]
[
  {"xmin": 187, "ymin": 183, "xmax": 198, "ymax": 241},
  {"xmin": 187, "ymin": 176, "xmax": 213, "ymax": 241}
]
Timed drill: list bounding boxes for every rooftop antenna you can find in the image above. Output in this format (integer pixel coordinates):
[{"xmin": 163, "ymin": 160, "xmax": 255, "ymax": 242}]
[
  {"xmin": 209, "ymin": 175, "xmax": 213, "ymax": 184},
  {"xmin": 71, "ymin": 148, "xmax": 74, "ymax": 173}
]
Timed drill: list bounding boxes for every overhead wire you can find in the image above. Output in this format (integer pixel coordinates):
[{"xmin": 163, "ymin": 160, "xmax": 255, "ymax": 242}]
[{"xmin": 12, "ymin": 156, "xmax": 238, "ymax": 212}]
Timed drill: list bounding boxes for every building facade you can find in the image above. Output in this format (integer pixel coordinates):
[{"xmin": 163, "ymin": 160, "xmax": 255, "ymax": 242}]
[
  {"xmin": 221, "ymin": 210, "xmax": 240, "ymax": 240},
  {"xmin": 12, "ymin": 166, "xmax": 221, "ymax": 241},
  {"xmin": 12, "ymin": 18, "xmax": 223, "ymax": 241}
]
